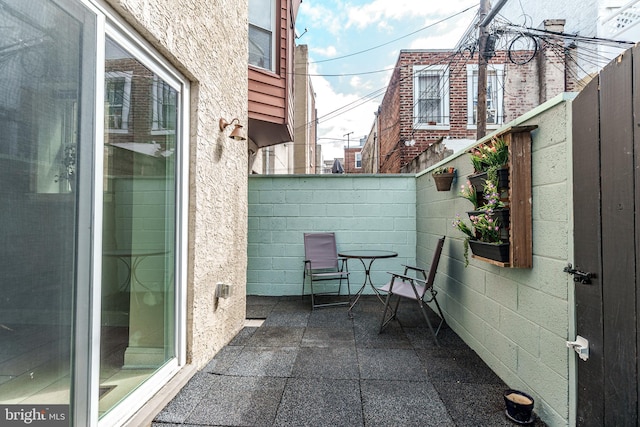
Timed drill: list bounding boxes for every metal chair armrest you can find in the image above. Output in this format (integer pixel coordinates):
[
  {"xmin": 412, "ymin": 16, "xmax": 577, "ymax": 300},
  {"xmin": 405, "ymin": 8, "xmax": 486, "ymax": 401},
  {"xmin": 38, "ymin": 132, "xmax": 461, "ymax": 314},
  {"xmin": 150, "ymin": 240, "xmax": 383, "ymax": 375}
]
[
  {"xmin": 386, "ymin": 271, "xmax": 427, "ymax": 286},
  {"xmin": 402, "ymin": 264, "xmax": 427, "ymax": 273}
]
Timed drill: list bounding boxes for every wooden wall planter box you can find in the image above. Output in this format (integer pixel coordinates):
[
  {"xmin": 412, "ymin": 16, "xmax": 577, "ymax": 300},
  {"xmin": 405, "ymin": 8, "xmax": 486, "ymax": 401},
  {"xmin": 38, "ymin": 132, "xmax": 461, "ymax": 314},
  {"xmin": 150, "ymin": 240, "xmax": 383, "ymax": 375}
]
[
  {"xmin": 433, "ymin": 173, "xmax": 455, "ymax": 191},
  {"xmin": 504, "ymin": 126, "xmax": 535, "ymax": 268},
  {"xmin": 469, "ymin": 125, "xmax": 536, "ymax": 268},
  {"xmin": 469, "ymin": 240, "xmax": 510, "ymax": 266}
]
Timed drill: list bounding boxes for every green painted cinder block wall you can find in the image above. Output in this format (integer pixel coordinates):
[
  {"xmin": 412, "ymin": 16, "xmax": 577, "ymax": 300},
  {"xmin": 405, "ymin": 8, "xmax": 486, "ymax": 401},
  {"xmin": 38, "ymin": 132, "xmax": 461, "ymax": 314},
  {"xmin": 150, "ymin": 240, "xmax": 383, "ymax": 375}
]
[
  {"xmin": 246, "ymin": 94, "xmax": 576, "ymax": 427},
  {"xmin": 247, "ymin": 175, "xmax": 417, "ymax": 296},
  {"xmin": 414, "ymin": 94, "xmax": 575, "ymax": 427}
]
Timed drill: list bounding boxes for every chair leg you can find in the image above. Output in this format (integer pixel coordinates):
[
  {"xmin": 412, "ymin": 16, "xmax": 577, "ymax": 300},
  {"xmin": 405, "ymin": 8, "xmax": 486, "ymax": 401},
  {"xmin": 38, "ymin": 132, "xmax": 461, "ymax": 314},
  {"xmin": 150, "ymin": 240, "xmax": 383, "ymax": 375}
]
[
  {"xmin": 302, "ymin": 270, "xmax": 306, "ymax": 300},
  {"xmin": 425, "ymin": 288, "xmax": 446, "ymax": 336},
  {"xmin": 417, "ymin": 300, "xmax": 439, "ymax": 346},
  {"xmin": 379, "ymin": 293, "xmax": 396, "ymax": 332},
  {"xmin": 392, "ymin": 295, "xmax": 402, "ymax": 318}
]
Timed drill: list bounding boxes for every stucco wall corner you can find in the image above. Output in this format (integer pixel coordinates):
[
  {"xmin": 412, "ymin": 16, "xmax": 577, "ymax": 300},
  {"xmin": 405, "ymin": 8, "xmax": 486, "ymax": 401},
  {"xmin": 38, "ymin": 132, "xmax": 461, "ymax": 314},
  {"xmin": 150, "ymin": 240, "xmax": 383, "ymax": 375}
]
[{"xmin": 107, "ymin": 0, "xmax": 250, "ymax": 369}]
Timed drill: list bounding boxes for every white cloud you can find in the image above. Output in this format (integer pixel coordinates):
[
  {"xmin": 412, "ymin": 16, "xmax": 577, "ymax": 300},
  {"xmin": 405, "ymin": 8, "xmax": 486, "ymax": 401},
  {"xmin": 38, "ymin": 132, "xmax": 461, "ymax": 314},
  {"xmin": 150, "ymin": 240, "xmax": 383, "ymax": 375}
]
[
  {"xmin": 345, "ymin": 0, "xmax": 478, "ymax": 30},
  {"xmin": 309, "ymin": 64, "xmax": 379, "ymax": 161},
  {"xmin": 296, "ymin": 1, "xmax": 480, "ymax": 162},
  {"xmin": 298, "ymin": 1, "xmax": 345, "ymax": 36},
  {"xmin": 311, "ymin": 45, "xmax": 338, "ymax": 57}
]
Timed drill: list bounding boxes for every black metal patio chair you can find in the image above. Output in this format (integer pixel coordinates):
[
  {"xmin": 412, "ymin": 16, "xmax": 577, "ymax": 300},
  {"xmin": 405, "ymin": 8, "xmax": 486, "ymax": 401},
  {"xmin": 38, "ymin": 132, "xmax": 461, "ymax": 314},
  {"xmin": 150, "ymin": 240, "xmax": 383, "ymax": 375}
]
[{"xmin": 378, "ymin": 236, "xmax": 446, "ymax": 345}]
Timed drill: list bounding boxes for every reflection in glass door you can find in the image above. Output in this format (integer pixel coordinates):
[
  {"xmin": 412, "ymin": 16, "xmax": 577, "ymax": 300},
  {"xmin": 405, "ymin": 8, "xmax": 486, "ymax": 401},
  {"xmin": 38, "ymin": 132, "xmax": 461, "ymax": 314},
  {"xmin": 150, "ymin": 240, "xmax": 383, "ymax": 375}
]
[
  {"xmin": 0, "ymin": 0, "xmax": 93, "ymax": 416},
  {"xmin": 99, "ymin": 35, "xmax": 177, "ymax": 417}
]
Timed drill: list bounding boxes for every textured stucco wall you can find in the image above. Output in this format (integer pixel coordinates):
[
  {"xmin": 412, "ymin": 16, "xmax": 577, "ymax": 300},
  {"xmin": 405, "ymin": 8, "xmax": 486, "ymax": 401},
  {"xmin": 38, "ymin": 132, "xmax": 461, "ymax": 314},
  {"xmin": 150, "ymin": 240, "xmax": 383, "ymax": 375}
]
[
  {"xmin": 107, "ymin": 0, "xmax": 249, "ymax": 368},
  {"xmin": 247, "ymin": 175, "xmax": 417, "ymax": 296},
  {"xmin": 416, "ymin": 94, "xmax": 575, "ymax": 427}
]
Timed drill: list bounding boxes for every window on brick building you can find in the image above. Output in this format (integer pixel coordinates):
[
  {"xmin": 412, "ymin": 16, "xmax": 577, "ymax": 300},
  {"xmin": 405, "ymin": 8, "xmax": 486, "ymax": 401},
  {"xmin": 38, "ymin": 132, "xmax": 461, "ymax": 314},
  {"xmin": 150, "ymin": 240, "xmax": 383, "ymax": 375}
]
[
  {"xmin": 152, "ymin": 76, "xmax": 177, "ymax": 133},
  {"xmin": 414, "ymin": 65, "xmax": 449, "ymax": 128},
  {"xmin": 355, "ymin": 152, "xmax": 362, "ymax": 168},
  {"xmin": 105, "ymin": 71, "xmax": 132, "ymax": 132},
  {"xmin": 467, "ymin": 64, "xmax": 504, "ymax": 128},
  {"xmin": 249, "ymin": 0, "xmax": 275, "ymax": 71}
]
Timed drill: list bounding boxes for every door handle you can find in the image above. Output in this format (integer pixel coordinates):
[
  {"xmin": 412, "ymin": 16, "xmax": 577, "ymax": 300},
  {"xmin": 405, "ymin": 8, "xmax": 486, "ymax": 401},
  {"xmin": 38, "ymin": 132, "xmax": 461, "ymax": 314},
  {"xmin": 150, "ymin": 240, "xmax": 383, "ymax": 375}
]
[{"xmin": 566, "ymin": 335, "xmax": 589, "ymax": 361}]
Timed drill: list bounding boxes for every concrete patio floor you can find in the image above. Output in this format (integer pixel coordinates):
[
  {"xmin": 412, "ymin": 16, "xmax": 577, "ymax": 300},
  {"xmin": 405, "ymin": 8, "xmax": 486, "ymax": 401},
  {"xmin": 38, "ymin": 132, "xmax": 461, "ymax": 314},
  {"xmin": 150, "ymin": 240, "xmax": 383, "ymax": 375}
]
[{"xmin": 153, "ymin": 295, "xmax": 545, "ymax": 426}]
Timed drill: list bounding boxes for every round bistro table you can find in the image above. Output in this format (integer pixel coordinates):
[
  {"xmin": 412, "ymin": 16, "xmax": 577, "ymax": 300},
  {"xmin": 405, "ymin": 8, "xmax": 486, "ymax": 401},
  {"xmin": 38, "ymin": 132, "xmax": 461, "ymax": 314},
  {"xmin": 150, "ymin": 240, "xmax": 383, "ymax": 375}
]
[{"xmin": 338, "ymin": 250, "xmax": 398, "ymax": 316}]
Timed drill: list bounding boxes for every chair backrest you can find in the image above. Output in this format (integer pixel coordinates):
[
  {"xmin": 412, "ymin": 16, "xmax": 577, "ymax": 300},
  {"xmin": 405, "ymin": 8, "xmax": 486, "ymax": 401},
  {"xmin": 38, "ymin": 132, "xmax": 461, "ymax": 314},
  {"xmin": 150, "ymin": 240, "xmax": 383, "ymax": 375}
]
[
  {"xmin": 425, "ymin": 236, "xmax": 445, "ymax": 287},
  {"xmin": 304, "ymin": 232, "xmax": 339, "ymax": 270}
]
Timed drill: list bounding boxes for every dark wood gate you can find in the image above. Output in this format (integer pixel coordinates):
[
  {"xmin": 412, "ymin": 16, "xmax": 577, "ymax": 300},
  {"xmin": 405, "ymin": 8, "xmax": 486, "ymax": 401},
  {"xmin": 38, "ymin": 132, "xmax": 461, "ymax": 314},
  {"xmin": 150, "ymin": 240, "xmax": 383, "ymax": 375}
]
[{"xmin": 572, "ymin": 45, "xmax": 639, "ymax": 426}]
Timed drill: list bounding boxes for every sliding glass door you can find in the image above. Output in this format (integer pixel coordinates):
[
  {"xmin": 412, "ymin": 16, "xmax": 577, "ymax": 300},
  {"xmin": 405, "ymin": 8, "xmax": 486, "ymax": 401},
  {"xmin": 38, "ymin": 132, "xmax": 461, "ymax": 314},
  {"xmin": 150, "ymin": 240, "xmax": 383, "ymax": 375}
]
[
  {"xmin": 0, "ymin": 1, "xmax": 187, "ymax": 425},
  {"xmin": 99, "ymin": 34, "xmax": 179, "ymax": 417}
]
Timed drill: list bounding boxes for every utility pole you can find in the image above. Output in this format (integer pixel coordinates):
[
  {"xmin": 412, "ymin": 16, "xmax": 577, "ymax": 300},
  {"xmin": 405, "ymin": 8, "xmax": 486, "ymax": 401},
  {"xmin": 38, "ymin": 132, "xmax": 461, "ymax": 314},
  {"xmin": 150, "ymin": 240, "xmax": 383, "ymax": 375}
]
[
  {"xmin": 477, "ymin": 0, "xmax": 489, "ymax": 140},
  {"xmin": 477, "ymin": 0, "xmax": 508, "ymax": 140},
  {"xmin": 343, "ymin": 131, "xmax": 353, "ymax": 173}
]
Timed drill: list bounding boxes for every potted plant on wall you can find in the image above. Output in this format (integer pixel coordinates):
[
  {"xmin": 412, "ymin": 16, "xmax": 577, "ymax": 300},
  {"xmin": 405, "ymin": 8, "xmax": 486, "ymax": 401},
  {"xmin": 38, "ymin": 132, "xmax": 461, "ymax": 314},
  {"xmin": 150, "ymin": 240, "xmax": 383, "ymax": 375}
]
[
  {"xmin": 468, "ymin": 137, "xmax": 509, "ymax": 190},
  {"xmin": 453, "ymin": 179, "xmax": 510, "ymax": 265},
  {"xmin": 432, "ymin": 166, "xmax": 456, "ymax": 191},
  {"xmin": 453, "ymin": 213, "xmax": 509, "ymax": 266},
  {"xmin": 465, "ymin": 179, "xmax": 510, "ymax": 241}
]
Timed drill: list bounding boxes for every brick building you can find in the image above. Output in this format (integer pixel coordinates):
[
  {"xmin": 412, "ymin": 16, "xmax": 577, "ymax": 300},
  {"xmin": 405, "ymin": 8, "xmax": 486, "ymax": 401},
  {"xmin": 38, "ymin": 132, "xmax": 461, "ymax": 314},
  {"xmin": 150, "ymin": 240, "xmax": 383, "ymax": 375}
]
[
  {"xmin": 343, "ymin": 144, "xmax": 364, "ymax": 173},
  {"xmin": 368, "ymin": 20, "xmax": 572, "ymax": 173}
]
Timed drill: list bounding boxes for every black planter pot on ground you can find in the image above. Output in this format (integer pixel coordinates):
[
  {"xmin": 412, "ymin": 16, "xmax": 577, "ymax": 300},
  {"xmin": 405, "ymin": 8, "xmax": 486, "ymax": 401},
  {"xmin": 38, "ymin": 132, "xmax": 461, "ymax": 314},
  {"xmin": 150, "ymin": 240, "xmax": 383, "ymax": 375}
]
[{"xmin": 504, "ymin": 389, "xmax": 535, "ymax": 424}]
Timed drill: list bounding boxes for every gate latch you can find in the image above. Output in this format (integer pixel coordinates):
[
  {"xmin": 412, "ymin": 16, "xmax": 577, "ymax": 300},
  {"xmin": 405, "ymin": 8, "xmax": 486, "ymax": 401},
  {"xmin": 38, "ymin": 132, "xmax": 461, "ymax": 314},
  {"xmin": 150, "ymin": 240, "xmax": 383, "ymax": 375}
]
[
  {"xmin": 566, "ymin": 335, "xmax": 589, "ymax": 361},
  {"xmin": 563, "ymin": 263, "xmax": 595, "ymax": 284}
]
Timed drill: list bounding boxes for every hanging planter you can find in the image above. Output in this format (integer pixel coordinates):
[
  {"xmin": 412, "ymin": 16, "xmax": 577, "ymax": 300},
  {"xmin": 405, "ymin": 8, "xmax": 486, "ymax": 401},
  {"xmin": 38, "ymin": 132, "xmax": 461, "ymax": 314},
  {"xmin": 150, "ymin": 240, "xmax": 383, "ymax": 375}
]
[
  {"xmin": 432, "ymin": 167, "xmax": 455, "ymax": 191},
  {"xmin": 468, "ymin": 240, "xmax": 510, "ymax": 263},
  {"xmin": 467, "ymin": 207, "xmax": 510, "ymax": 241},
  {"xmin": 468, "ymin": 166, "xmax": 509, "ymax": 190}
]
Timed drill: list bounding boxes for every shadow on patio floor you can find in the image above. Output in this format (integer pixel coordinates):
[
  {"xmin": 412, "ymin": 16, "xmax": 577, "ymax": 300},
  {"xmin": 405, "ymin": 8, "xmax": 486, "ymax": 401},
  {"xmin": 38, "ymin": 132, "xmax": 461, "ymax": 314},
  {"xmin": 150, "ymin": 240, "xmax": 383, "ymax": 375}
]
[{"xmin": 153, "ymin": 295, "xmax": 545, "ymax": 426}]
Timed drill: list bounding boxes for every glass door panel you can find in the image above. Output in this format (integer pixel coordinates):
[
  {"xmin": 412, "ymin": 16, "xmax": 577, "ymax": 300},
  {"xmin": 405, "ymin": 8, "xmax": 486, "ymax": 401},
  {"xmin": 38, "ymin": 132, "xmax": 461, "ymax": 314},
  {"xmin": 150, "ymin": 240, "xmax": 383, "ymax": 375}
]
[
  {"xmin": 0, "ymin": 0, "xmax": 91, "ymax": 419},
  {"xmin": 99, "ymin": 36, "xmax": 177, "ymax": 417}
]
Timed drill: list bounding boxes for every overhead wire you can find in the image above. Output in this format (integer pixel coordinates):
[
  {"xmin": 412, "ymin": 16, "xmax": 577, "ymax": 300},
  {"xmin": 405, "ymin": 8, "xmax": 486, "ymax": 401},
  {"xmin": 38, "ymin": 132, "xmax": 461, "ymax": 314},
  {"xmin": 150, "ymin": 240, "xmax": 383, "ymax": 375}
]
[
  {"xmin": 305, "ymin": 12, "xmax": 635, "ymax": 166},
  {"xmin": 310, "ymin": 4, "xmax": 478, "ymax": 64}
]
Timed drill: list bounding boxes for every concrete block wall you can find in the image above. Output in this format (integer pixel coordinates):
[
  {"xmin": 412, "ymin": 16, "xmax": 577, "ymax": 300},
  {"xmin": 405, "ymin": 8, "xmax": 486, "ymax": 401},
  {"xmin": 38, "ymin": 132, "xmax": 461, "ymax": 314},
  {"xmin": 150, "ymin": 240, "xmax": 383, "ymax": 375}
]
[
  {"xmin": 416, "ymin": 93, "xmax": 576, "ymax": 427},
  {"xmin": 247, "ymin": 175, "xmax": 417, "ymax": 296}
]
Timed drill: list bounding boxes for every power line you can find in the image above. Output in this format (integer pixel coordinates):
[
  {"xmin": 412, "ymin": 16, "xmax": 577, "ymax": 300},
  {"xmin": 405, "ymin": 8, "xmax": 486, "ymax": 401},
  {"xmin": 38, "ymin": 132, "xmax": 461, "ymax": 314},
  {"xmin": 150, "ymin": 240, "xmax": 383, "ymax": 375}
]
[{"xmin": 310, "ymin": 4, "xmax": 477, "ymax": 64}]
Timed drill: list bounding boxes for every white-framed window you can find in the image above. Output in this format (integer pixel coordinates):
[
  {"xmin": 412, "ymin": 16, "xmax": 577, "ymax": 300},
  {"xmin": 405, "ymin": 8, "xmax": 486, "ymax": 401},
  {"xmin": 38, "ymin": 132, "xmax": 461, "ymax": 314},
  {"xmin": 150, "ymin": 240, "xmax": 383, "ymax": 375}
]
[
  {"xmin": 151, "ymin": 75, "xmax": 177, "ymax": 133},
  {"xmin": 414, "ymin": 65, "xmax": 449, "ymax": 129},
  {"xmin": 355, "ymin": 152, "xmax": 362, "ymax": 169},
  {"xmin": 249, "ymin": 0, "xmax": 276, "ymax": 71},
  {"xmin": 105, "ymin": 71, "xmax": 132, "ymax": 132},
  {"xmin": 467, "ymin": 64, "xmax": 504, "ymax": 129}
]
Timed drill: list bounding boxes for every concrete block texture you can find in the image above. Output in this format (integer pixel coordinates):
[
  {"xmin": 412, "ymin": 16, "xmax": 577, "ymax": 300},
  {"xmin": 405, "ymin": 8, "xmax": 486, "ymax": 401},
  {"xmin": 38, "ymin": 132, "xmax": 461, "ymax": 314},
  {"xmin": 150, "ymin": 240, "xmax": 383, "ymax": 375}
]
[
  {"xmin": 246, "ymin": 97, "xmax": 573, "ymax": 426},
  {"xmin": 414, "ymin": 95, "xmax": 573, "ymax": 426},
  {"xmin": 247, "ymin": 175, "xmax": 417, "ymax": 297}
]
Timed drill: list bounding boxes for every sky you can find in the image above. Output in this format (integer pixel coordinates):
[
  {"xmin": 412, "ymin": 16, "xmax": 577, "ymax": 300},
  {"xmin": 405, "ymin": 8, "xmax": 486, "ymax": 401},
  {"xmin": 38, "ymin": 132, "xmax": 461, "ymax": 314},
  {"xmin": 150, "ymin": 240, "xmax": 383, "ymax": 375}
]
[{"xmin": 294, "ymin": 0, "xmax": 480, "ymax": 161}]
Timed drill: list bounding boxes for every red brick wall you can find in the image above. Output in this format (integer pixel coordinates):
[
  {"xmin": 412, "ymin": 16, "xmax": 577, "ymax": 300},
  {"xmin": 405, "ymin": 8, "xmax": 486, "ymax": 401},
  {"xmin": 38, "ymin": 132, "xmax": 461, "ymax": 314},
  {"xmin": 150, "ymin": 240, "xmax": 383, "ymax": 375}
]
[
  {"xmin": 343, "ymin": 147, "xmax": 364, "ymax": 174},
  {"xmin": 378, "ymin": 64, "xmax": 402, "ymax": 173},
  {"xmin": 377, "ymin": 48, "xmax": 568, "ymax": 173}
]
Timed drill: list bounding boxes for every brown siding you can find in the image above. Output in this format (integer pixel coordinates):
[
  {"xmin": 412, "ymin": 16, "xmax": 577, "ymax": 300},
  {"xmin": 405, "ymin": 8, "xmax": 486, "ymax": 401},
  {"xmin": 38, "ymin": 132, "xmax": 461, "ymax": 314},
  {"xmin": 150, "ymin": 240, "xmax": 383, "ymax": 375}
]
[{"xmin": 248, "ymin": 0, "xmax": 300, "ymax": 146}]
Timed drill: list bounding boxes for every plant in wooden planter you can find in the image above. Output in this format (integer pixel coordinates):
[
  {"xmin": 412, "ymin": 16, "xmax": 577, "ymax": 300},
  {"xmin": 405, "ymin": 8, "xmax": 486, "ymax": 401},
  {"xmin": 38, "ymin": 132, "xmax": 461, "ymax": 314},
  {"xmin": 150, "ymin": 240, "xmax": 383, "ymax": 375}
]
[
  {"xmin": 463, "ymin": 179, "xmax": 507, "ymax": 217},
  {"xmin": 432, "ymin": 166, "xmax": 456, "ymax": 191},
  {"xmin": 459, "ymin": 181, "xmax": 480, "ymax": 210},
  {"xmin": 453, "ymin": 213, "xmax": 508, "ymax": 266},
  {"xmin": 454, "ymin": 180, "xmax": 509, "ymax": 266},
  {"xmin": 468, "ymin": 137, "xmax": 509, "ymax": 190}
]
